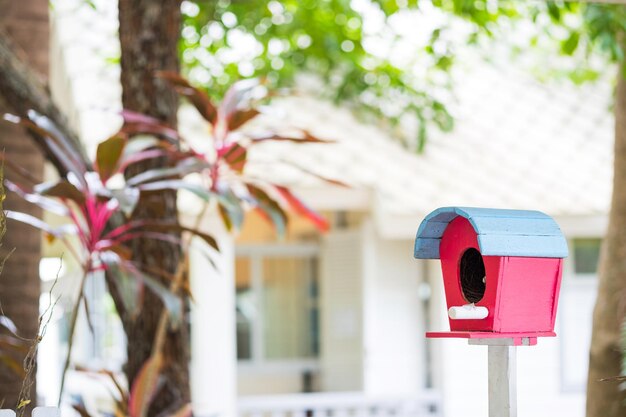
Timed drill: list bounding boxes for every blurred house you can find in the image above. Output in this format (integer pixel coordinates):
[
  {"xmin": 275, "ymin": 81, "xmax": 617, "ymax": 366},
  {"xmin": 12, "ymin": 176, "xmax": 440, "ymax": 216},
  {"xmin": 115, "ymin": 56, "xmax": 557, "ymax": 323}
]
[{"xmin": 39, "ymin": 2, "xmax": 612, "ymax": 417}]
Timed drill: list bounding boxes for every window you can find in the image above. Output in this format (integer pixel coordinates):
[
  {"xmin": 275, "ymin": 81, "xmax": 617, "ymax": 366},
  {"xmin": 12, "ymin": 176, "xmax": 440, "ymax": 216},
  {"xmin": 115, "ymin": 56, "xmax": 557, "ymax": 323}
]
[
  {"xmin": 572, "ymin": 238, "xmax": 602, "ymax": 275},
  {"xmin": 235, "ymin": 244, "xmax": 320, "ymax": 364}
]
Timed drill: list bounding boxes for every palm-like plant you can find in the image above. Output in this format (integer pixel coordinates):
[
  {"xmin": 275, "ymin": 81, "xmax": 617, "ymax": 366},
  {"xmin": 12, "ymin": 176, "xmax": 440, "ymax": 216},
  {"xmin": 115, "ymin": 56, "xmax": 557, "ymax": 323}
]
[
  {"xmin": 1, "ymin": 74, "xmax": 339, "ymax": 417},
  {"xmin": 1, "ymin": 111, "xmax": 217, "ymax": 404},
  {"xmin": 113, "ymin": 75, "xmax": 341, "ymax": 417},
  {"xmin": 131, "ymin": 73, "xmax": 338, "ymax": 234},
  {"xmin": 0, "ymin": 315, "xmax": 28, "ymax": 378}
]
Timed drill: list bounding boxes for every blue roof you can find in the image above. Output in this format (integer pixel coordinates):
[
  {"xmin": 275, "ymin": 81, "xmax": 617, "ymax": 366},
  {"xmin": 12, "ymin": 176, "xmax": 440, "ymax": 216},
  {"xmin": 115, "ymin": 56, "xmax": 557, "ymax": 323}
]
[{"xmin": 414, "ymin": 207, "xmax": 568, "ymax": 259}]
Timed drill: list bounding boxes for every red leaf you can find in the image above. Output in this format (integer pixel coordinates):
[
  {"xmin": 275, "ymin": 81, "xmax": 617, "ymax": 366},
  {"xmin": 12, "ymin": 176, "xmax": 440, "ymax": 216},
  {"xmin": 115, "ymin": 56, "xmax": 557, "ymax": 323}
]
[
  {"xmin": 107, "ymin": 244, "xmax": 133, "ymax": 261},
  {"xmin": 128, "ymin": 355, "xmax": 163, "ymax": 417},
  {"xmin": 4, "ymin": 179, "xmax": 70, "ymax": 216},
  {"xmin": 72, "ymin": 404, "xmax": 94, "ymax": 417},
  {"xmin": 35, "ymin": 179, "xmax": 86, "ymax": 205},
  {"xmin": 119, "ymin": 149, "xmax": 172, "ymax": 173},
  {"xmin": 120, "ymin": 110, "xmax": 164, "ymax": 126},
  {"xmin": 275, "ymin": 186, "xmax": 329, "ymax": 232},
  {"xmin": 167, "ymin": 403, "xmax": 192, "ymax": 417},
  {"xmin": 220, "ymin": 78, "xmax": 260, "ymax": 120},
  {"xmin": 246, "ymin": 184, "xmax": 288, "ymax": 236},
  {"xmin": 156, "ymin": 71, "xmax": 218, "ymax": 125},
  {"xmin": 228, "ymin": 108, "xmax": 260, "ymax": 131},
  {"xmin": 0, "ymin": 354, "xmax": 25, "ymax": 378},
  {"xmin": 104, "ymin": 219, "xmax": 219, "ymax": 251},
  {"xmin": 126, "ymin": 158, "xmax": 210, "ymax": 186},
  {"xmin": 27, "ymin": 110, "xmax": 88, "ymax": 174},
  {"xmin": 221, "ymin": 143, "xmax": 247, "ymax": 173},
  {"xmin": 4, "ymin": 113, "xmax": 87, "ymax": 180},
  {"xmin": 218, "ymin": 203, "xmax": 233, "ymax": 232},
  {"xmin": 5, "ymin": 210, "xmax": 78, "ymax": 237},
  {"xmin": 277, "ymin": 159, "xmax": 349, "ymax": 187},
  {"xmin": 0, "ymin": 153, "xmax": 41, "ymax": 184},
  {"xmin": 251, "ymin": 130, "xmax": 333, "ymax": 144},
  {"xmin": 120, "ymin": 110, "xmax": 180, "ymax": 142},
  {"xmin": 96, "ymin": 135, "xmax": 127, "ymax": 182},
  {"xmin": 121, "ymin": 123, "xmax": 180, "ymax": 143}
]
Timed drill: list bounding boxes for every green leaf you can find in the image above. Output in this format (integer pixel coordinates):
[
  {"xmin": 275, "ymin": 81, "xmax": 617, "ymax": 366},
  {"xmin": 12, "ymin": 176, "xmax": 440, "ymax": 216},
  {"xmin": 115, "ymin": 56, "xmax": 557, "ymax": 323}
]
[
  {"xmin": 547, "ymin": 2, "xmax": 561, "ymax": 22},
  {"xmin": 561, "ymin": 31, "xmax": 580, "ymax": 55}
]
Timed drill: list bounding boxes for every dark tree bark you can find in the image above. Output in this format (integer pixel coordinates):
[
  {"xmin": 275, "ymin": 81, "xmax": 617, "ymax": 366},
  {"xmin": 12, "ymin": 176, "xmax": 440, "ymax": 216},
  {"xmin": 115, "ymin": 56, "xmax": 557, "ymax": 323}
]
[
  {"xmin": 585, "ymin": 65, "xmax": 626, "ymax": 417},
  {"xmin": 0, "ymin": 2, "xmax": 189, "ymax": 412},
  {"xmin": 0, "ymin": 0, "xmax": 48, "ymax": 410},
  {"xmin": 117, "ymin": 1, "xmax": 189, "ymax": 415}
]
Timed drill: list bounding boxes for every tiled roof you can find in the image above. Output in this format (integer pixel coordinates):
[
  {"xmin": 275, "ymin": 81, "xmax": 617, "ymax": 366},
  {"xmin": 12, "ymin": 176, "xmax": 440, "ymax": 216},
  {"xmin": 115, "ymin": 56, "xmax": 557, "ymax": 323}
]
[
  {"xmin": 237, "ymin": 64, "xmax": 613, "ymax": 218},
  {"xmin": 51, "ymin": 1, "xmax": 614, "ymax": 228}
]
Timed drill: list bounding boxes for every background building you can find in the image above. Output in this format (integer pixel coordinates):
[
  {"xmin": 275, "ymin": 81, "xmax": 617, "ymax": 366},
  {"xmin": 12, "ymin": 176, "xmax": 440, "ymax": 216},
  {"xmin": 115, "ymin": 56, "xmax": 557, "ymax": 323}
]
[{"xmin": 36, "ymin": 2, "xmax": 611, "ymax": 417}]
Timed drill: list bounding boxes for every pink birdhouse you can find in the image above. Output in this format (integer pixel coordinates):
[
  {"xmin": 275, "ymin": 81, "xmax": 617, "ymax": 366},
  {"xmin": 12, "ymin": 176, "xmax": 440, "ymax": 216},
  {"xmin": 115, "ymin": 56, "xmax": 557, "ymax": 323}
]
[{"xmin": 414, "ymin": 207, "xmax": 568, "ymax": 346}]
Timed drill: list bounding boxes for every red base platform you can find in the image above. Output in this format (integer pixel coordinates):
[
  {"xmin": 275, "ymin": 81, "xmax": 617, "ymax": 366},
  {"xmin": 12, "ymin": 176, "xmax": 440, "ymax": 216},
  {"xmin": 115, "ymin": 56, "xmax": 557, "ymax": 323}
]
[{"xmin": 426, "ymin": 331, "xmax": 556, "ymax": 346}]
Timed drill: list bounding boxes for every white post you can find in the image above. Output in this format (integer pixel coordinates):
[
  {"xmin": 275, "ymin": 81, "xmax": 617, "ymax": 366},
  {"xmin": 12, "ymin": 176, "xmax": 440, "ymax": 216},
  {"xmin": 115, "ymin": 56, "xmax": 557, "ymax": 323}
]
[
  {"xmin": 190, "ymin": 229, "xmax": 237, "ymax": 417},
  {"xmin": 487, "ymin": 345, "xmax": 517, "ymax": 417},
  {"xmin": 32, "ymin": 408, "xmax": 61, "ymax": 417}
]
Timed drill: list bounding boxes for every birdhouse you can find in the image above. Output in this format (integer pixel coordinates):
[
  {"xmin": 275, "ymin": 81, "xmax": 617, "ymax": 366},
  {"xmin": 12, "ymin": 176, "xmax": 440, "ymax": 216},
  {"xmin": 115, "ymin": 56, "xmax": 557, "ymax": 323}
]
[{"xmin": 414, "ymin": 207, "xmax": 568, "ymax": 345}]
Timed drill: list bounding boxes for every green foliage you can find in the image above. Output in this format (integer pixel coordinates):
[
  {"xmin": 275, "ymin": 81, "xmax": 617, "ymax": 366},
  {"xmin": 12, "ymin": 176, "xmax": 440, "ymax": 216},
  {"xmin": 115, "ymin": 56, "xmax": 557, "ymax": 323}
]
[
  {"xmin": 529, "ymin": 2, "xmax": 626, "ymax": 83},
  {"xmin": 420, "ymin": 1, "xmax": 626, "ymax": 88},
  {"xmin": 182, "ymin": 0, "xmax": 457, "ymax": 149},
  {"xmin": 581, "ymin": 3, "xmax": 626, "ymax": 63},
  {"xmin": 431, "ymin": 0, "xmax": 519, "ymax": 30}
]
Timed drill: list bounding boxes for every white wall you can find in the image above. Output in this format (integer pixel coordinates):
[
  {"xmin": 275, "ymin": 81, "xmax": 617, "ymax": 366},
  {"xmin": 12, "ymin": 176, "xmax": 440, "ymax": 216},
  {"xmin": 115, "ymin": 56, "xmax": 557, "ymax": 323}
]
[
  {"xmin": 190, "ymin": 229, "xmax": 237, "ymax": 417},
  {"xmin": 320, "ymin": 229, "xmax": 365, "ymax": 391},
  {"xmin": 319, "ymin": 222, "xmax": 426, "ymax": 396},
  {"xmin": 362, "ymin": 222, "xmax": 425, "ymax": 396}
]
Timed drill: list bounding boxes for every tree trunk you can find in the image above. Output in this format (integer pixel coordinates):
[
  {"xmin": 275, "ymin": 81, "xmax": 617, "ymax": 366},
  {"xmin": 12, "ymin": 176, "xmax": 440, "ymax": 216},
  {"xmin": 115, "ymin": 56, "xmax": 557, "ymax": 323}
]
[
  {"xmin": 117, "ymin": 1, "xmax": 189, "ymax": 415},
  {"xmin": 585, "ymin": 65, "xmax": 626, "ymax": 417},
  {"xmin": 0, "ymin": 0, "xmax": 48, "ymax": 410}
]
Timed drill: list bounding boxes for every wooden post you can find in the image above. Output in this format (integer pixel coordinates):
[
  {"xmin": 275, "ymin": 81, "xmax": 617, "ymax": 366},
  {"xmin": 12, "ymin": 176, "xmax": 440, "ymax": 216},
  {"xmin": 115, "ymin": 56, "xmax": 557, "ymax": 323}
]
[
  {"xmin": 488, "ymin": 345, "xmax": 517, "ymax": 417},
  {"xmin": 468, "ymin": 338, "xmax": 519, "ymax": 417}
]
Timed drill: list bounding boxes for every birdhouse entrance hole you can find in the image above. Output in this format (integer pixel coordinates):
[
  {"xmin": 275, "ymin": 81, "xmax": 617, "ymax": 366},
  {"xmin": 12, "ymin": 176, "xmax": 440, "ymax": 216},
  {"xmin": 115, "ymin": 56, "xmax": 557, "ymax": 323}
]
[{"xmin": 460, "ymin": 248, "xmax": 486, "ymax": 303}]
